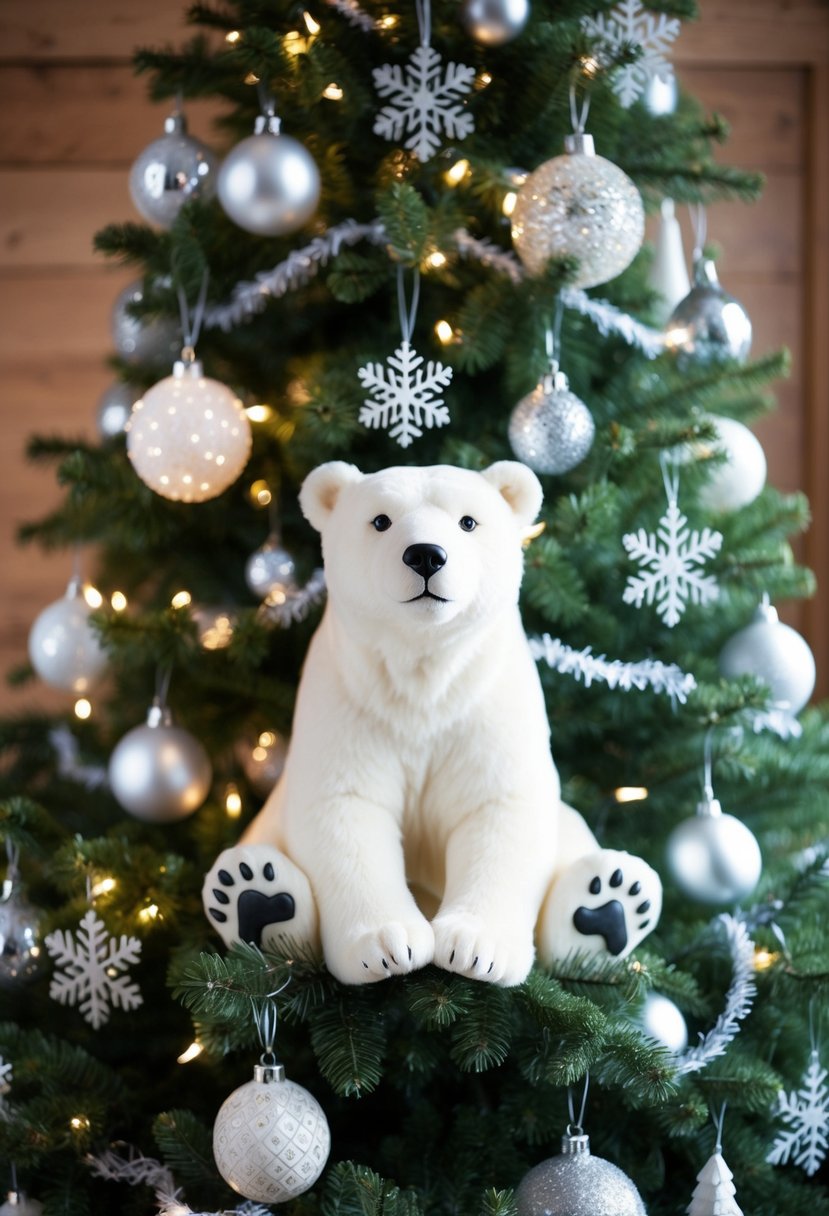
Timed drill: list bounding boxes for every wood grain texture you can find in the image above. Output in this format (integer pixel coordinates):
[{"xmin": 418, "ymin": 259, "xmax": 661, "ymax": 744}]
[{"xmin": 0, "ymin": 1, "xmax": 196, "ymax": 61}]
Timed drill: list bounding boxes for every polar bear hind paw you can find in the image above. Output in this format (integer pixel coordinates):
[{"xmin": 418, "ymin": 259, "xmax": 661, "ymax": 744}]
[
  {"xmin": 202, "ymin": 844, "xmax": 319, "ymax": 956},
  {"xmin": 326, "ymin": 917, "xmax": 435, "ymax": 985},
  {"xmin": 432, "ymin": 911, "xmax": 534, "ymax": 987}
]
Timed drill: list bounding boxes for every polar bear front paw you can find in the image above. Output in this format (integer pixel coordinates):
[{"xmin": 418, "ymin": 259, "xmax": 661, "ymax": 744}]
[
  {"xmin": 202, "ymin": 844, "xmax": 319, "ymax": 955},
  {"xmin": 326, "ymin": 917, "xmax": 435, "ymax": 985},
  {"xmin": 432, "ymin": 911, "xmax": 534, "ymax": 987}
]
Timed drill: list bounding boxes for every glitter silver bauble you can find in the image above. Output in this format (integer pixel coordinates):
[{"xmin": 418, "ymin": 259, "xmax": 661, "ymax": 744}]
[
  {"xmin": 111, "ymin": 280, "xmax": 180, "ymax": 365},
  {"xmin": 213, "ymin": 1061, "xmax": 330, "ymax": 1204},
  {"xmin": 0, "ymin": 878, "xmax": 44, "ymax": 987},
  {"xmin": 516, "ymin": 1131, "xmax": 646, "ymax": 1216},
  {"xmin": 508, "ymin": 364, "xmax": 594, "ymax": 474},
  {"xmin": 245, "ymin": 534, "xmax": 298, "ymax": 601},
  {"xmin": 0, "ymin": 1192, "xmax": 44, "ymax": 1216},
  {"xmin": 665, "ymin": 256, "xmax": 752, "ymax": 366},
  {"xmin": 108, "ymin": 701, "xmax": 212, "ymax": 823},
  {"xmin": 666, "ymin": 792, "xmax": 761, "ymax": 904},
  {"xmin": 719, "ymin": 598, "xmax": 815, "ymax": 715},
  {"xmin": 640, "ymin": 992, "xmax": 688, "ymax": 1053},
  {"xmin": 28, "ymin": 578, "xmax": 107, "ymax": 693},
  {"xmin": 696, "ymin": 416, "xmax": 766, "ymax": 514},
  {"xmin": 460, "ymin": 0, "xmax": 529, "ymax": 45},
  {"xmin": 96, "ymin": 381, "xmax": 140, "ymax": 439},
  {"xmin": 126, "ymin": 359, "xmax": 252, "ymax": 502},
  {"xmin": 217, "ymin": 112, "xmax": 321, "ymax": 237},
  {"xmin": 237, "ymin": 729, "xmax": 289, "ymax": 797},
  {"xmin": 129, "ymin": 111, "xmax": 217, "ymax": 229},
  {"xmin": 511, "ymin": 133, "xmax": 645, "ymax": 288}
]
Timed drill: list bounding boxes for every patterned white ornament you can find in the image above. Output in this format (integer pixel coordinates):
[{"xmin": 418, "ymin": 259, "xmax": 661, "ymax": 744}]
[
  {"xmin": 687, "ymin": 1150, "xmax": 743, "ymax": 1216},
  {"xmin": 767, "ymin": 1047, "xmax": 829, "ymax": 1176},
  {"xmin": 373, "ymin": 45, "xmax": 475, "ymax": 162},
  {"xmin": 581, "ymin": 0, "xmax": 681, "ymax": 108},
  {"xmin": 358, "ymin": 339, "xmax": 452, "ymax": 447},
  {"xmin": 44, "ymin": 908, "xmax": 143, "ymax": 1029}
]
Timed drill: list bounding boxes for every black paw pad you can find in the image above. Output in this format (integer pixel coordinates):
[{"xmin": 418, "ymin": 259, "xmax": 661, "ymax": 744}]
[
  {"xmin": 207, "ymin": 860, "xmax": 296, "ymax": 947},
  {"xmin": 573, "ymin": 866, "xmax": 651, "ymax": 957}
]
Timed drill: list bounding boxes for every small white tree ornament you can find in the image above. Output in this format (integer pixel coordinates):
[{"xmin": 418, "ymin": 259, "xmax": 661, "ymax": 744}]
[
  {"xmin": 45, "ymin": 907, "xmax": 143, "ymax": 1029},
  {"xmin": 688, "ymin": 1105, "xmax": 744, "ymax": 1216}
]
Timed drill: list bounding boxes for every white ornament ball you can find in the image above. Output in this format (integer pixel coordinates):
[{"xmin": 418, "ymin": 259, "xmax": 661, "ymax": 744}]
[
  {"xmin": 111, "ymin": 280, "xmax": 180, "ymax": 364},
  {"xmin": 245, "ymin": 534, "xmax": 297, "ymax": 601},
  {"xmin": 108, "ymin": 703, "xmax": 212, "ymax": 823},
  {"xmin": 511, "ymin": 134, "xmax": 644, "ymax": 288},
  {"xmin": 508, "ymin": 368, "xmax": 594, "ymax": 474},
  {"xmin": 213, "ymin": 1063, "xmax": 330, "ymax": 1204},
  {"xmin": 96, "ymin": 381, "xmax": 140, "ymax": 439},
  {"xmin": 516, "ymin": 1132, "xmax": 646, "ymax": 1216},
  {"xmin": 0, "ymin": 1193, "xmax": 44, "ymax": 1216},
  {"xmin": 461, "ymin": 0, "xmax": 529, "ymax": 45},
  {"xmin": 640, "ymin": 992, "xmax": 688, "ymax": 1053},
  {"xmin": 129, "ymin": 111, "xmax": 217, "ymax": 229},
  {"xmin": 666, "ymin": 797, "xmax": 762, "ymax": 904},
  {"xmin": 217, "ymin": 116, "xmax": 321, "ymax": 237},
  {"xmin": 696, "ymin": 416, "xmax": 767, "ymax": 514},
  {"xmin": 28, "ymin": 579, "xmax": 107, "ymax": 693},
  {"xmin": 719, "ymin": 599, "xmax": 815, "ymax": 714},
  {"xmin": 126, "ymin": 359, "xmax": 252, "ymax": 502}
]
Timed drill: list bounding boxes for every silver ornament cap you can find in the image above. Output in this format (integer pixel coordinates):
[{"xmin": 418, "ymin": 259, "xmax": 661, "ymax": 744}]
[
  {"xmin": 718, "ymin": 598, "xmax": 815, "ymax": 714},
  {"xmin": 217, "ymin": 114, "xmax": 321, "ymax": 237},
  {"xmin": 666, "ymin": 791, "xmax": 762, "ymax": 904},
  {"xmin": 665, "ymin": 256, "xmax": 752, "ymax": 365},
  {"xmin": 460, "ymin": 0, "xmax": 529, "ymax": 46},
  {"xmin": 108, "ymin": 700, "xmax": 212, "ymax": 823},
  {"xmin": 516, "ymin": 1131, "xmax": 646, "ymax": 1216},
  {"xmin": 508, "ymin": 366, "xmax": 595, "ymax": 474}
]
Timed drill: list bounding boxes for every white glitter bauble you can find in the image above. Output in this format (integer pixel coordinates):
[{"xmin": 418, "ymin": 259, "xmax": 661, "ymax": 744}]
[
  {"xmin": 108, "ymin": 702, "xmax": 212, "ymax": 823},
  {"xmin": 237, "ymin": 729, "xmax": 289, "ymax": 797},
  {"xmin": 111, "ymin": 280, "xmax": 180, "ymax": 364},
  {"xmin": 129, "ymin": 111, "xmax": 217, "ymax": 229},
  {"xmin": 461, "ymin": 0, "xmax": 529, "ymax": 45},
  {"xmin": 217, "ymin": 113, "xmax": 321, "ymax": 237},
  {"xmin": 666, "ymin": 794, "xmax": 761, "ymax": 905},
  {"xmin": 126, "ymin": 359, "xmax": 252, "ymax": 502},
  {"xmin": 508, "ymin": 366, "xmax": 594, "ymax": 474},
  {"xmin": 516, "ymin": 1131, "xmax": 646, "ymax": 1216},
  {"xmin": 245, "ymin": 534, "xmax": 298, "ymax": 601},
  {"xmin": 665, "ymin": 257, "xmax": 752, "ymax": 366},
  {"xmin": 28, "ymin": 578, "xmax": 107, "ymax": 693},
  {"xmin": 0, "ymin": 880, "xmax": 44, "ymax": 987},
  {"xmin": 696, "ymin": 416, "xmax": 766, "ymax": 514},
  {"xmin": 719, "ymin": 599, "xmax": 815, "ymax": 715},
  {"xmin": 96, "ymin": 381, "xmax": 140, "ymax": 439},
  {"xmin": 0, "ymin": 1193, "xmax": 44, "ymax": 1216},
  {"xmin": 511, "ymin": 133, "xmax": 644, "ymax": 288},
  {"xmin": 213, "ymin": 1062, "xmax": 330, "ymax": 1204},
  {"xmin": 640, "ymin": 992, "xmax": 688, "ymax": 1053}
]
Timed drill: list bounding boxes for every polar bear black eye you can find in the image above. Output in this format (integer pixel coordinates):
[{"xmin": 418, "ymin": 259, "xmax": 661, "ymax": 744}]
[
  {"xmin": 372, "ymin": 514, "xmax": 392, "ymax": 532},
  {"xmin": 459, "ymin": 516, "xmax": 477, "ymax": 532}
]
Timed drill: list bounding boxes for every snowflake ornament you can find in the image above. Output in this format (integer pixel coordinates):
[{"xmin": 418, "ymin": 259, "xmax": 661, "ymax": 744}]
[
  {"xmin": 622, "ymin": 499, "xmax": 722, "ymax": 627},
  {"xmin": 358, "ymin": 338, "xmax": 452, "ymax": 447},
  {"xmin": 373, "ymin": 45, "xmax": 475, "ymax": 162},
  {"xmin": 767, "ymin": 1048, "xmax": 829, "ymax": 1176},
  {"xmin": 582, "ymin": 0, "xmax": 681, "ymax": 108},
  {"xmin": 45, "ymin": 907, "xmax": 143, "ymax": 1030}
]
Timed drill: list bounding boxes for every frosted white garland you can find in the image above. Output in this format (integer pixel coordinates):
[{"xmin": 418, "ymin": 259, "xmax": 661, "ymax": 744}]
[
  {"xmin": 528, "ymin": 632, "xmax": 696, "ymax": 703},
  {"xmin": 323, "ymin": 0, "xmax": 377, "ymax": 30},
  {"xmin": 50, "ymin": 724, "xmax": 109, "ymax": 790},
  {"xmin": 673, "ymin": 913, "xmax": 757, "ymax": 1076},
  {"xmin": 257, "ymin": 568, "xmax": 327, "ymax": 627},
  {"xmin": 87, "ymin": 1149, "xmax": 270, "ymax": 1216},
  {"xmin": 453, "ymin": 228, "xmax": 524, "ymax": 283}
]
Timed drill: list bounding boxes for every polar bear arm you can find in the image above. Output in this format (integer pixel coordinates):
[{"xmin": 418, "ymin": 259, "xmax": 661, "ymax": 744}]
[
  {"xmin": 299, "ymin": 461, "xmax": 364, "ymax": 532},
  {"xmin": 481, "ymin": 461, "xmax": 543, "ymax": 526}
]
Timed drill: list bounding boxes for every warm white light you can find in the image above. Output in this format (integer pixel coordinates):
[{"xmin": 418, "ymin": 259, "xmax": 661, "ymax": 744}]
[
  {"xmin": 171, "ymin": 590, "xmax": 192, "ymax": 609},
  {"xmin": 426, "ymin": 250, "xmax": 447, "ymax": 269},
  {"xmin": 303, "ymin": 10, "xmax": 321, "ymax": 34},
  {"xmin": 245, "ymin": 403, "xmax": 273, "ymax": 423},
  {"xmin": 259, "ymin": 730, "xmax": 276, "ymax": 747},
  {"xmin": 200, "ymin": 612, "xmax": 234, "ymax": 651},
  {"xmin": 434, "ymin": 320, "xmax": 455, "ymax": 344},
  {"xmin": 111, "ymin": 590, "xmax": 128, "ymax": 612},
  {"xmin": 377, "ymin": 13, "xmax": 397, "ymax": 27},
  {"xmin": 177, "ymin": 1040, "xmax": 204, "ymax": 1064},
  {"xmin": 476, "ymin": 71, "xmax": 492, "ymax": 88},
  {"xmin": 753, "ymin": 947, "xmax": 779, "ymax": 972},
  {"xmin": 70, "ymin": 1115, "xmax": 91, "ymax": 1132},
  {"xmin": 74, "ymin": 697, "xmax": 92, "ymax": 720},
  {"xmin": 244, "ymin": 71, "xmax": 260, "ymax": 85},
  {"xmin": 283, "ymin": 30, "xmax": 307, "ymax": 54},
  {"xmin": 225, "ymin": 29, "xmax": 241, "ymax": 43},
  {"xmin": 580, "ymin": 55, "xmax": 600, "ymax": 77},
  {"xmin": 225, "ymin": 782, "xmax": 243, "ymax": 818},
  {"xmin": 614, "ymin": 786, "xmax": 649, "ymax": 803},
  {"xmin": 138, "ymin": 903, "xmax": 160, "ymax": 923},
  {"xmin": 502, "ymin": 190, "xmax": 518, "ymax": 217},
  {"xmin": 445, "ymin": 158, "xmax": 470, "ymax": 186},
  {"xmin": 91, "ymin": 876, "xmax": 116, "ymax": 897},
  {"xmin": 82, "ymin": 584, "xmax": 104, "ymax": 609},
  {"xmin": 323, "ymin": 82, "xmax": 344, "ymax": 100}
]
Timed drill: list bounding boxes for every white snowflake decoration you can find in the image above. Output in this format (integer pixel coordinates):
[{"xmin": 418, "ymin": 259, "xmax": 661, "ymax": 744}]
[
  {"xmin": 582, "ymin": 0, "xmax": 681, "ymax": 108},
  {"xmin": 622, "ymin": 499, "xmax": 722, "ymax": 627},
  {"xmin": 373, "ymin": 45, "xmax": 475, "ymax": 162},
  {"xmin": 45, "ymin": 908, "xmax": 143, "ymax": 1030},
  {"xmin": 358, "ymin": 338, "xmax": 452, "ymax": 447},
  {"xmin": 767, "ymin": 1048, "xmax": 829, "ymax": 1176}
]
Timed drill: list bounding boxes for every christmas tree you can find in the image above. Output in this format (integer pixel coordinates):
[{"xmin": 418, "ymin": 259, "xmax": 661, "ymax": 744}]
[{"xmin": 2, "ymin": 1, "xmax": 828, "ymax": 1214}]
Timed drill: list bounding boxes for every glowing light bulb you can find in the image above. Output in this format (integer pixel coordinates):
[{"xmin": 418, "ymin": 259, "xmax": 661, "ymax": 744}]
[
  {"xmin": 225, "ymin": 29, "xmax": 241, "ymax": 43},
  {"xmin": 70, "ymin": 1115, "xmax": 91, "ymax": 1132},
  {"xmin": 303, "ymin": 10, "xmax": 321, "ymax": 33},
  {"xmin": 171, "ymin": 590, "xmax": 192, "ymax": 609},
  {"xmin": 244, "ymin": 71, "xmax": 260, "ymax": 85},
  {"xmin": 177, "ymin": 1040, "xmax": 204, "ymax": 1064},
  {"xmin": 249, "ymin": 479, "xmax": 272, "ymax": 507},
  {"xmin": 283, "ymin": 30, "xmax": 307, "ymax": 54},
  {"xmin": 502, "ymin": 190, "xmax": 518, "ymax": 217},
  {"xmin": 426, "ymin": 250, "xmax": 447, "ymax": 269},
  {"xmin": 74, "ymin": 697, "xmax": 92, "ymax": 720},
  {"xmin": 434, "ymin": 320, "xmax": 455, "ymax": 345},
  {"xmin": 259, "ymin": 730, "xmax": 276, "ymax": 747},
  {"xmin": 323, "ymin": 82, "xmax": 344, "ymax": 100},
  {"xmin": 111, "ymin": 590, "xmax": 128, "ymax": 611},
  {"xmin": 138, "ymin": 903, "xmax": 160, "ymax": 923},
  {"xmin": 753, "ymin": 947, "xmax": 779, "ymax": 971},
  {"xmin": 245, "ymin": 403, "xmax": 273, "ymax": 423},
  {"xmin": 225, "ymin": 782, "xmax": 242, "ymax": 818},
  {"xmin": 377, "ymin": 13, "xmax": 397, "ymax": 27},
  {"xmin": 91, "ymin": 876, "xmax": 117, "ymax": 897},
  {"xmin": 445, "ymin": 158, "xmax": 470, "ymax": 186},
  {"xmin": 614, "ymin": 786, "xmax": 649, "ymax": 803},
  {"xmin": 83, "ymin": 584, "xmax": 104, "ymax": 609}
]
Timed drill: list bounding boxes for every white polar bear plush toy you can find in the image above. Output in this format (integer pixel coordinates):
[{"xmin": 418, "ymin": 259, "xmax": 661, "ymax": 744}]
[{"xmin": 204, "ymin": 461, "xmax": 661, "ymax": 986}]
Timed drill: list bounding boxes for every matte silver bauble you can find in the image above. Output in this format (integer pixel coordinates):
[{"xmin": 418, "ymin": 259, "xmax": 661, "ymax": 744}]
[
  {"xmin": 217, "ymin": 113, "xmax": 321, "ymax": 237},
  {"xmin": 665, "ymin": 256, "xmax": 752, "ymax": 365},
  {"xmin": 96, "ymin": 381, "xmax": 140, "ymax": 439},
  {"xmin": 0, "ymin": 880, "xmax": 43, "ymax": 987},
  {"xmin": 516, "ymin": 1131, "xmax": 646, "ymax": 1216},
  {"xmin": 508, "ymin": 364, "xmax": 594, "ymax": 474},
  {"xmin": 237, "ymin": 729, "xmax": 289, "ymax": 797},
  {"xmin": 108, "ymin": 702, "xmax": 212, "ymax": 823},
  {"xmin": 111, "ymin": 280, "xmax": 180, "ymax": 364},
  {"xmin": 511, "ymin": 133, "xmax": 645, "ymax": 288},
  {"xmin": 666, "ymin": 793, "xmax": 761, "ymax": 904},
  {"xmin": 129, "ymin": 111, "xmax": 217, "ymax": 229},
  {"xmin": 213, "ymin": 1061, "xmax": 330, "ymax": 1203},
  {"xmin": 0, "ymin": 1193, "xmax": 44, "ymax": 1216},
  {"xmin": 245, "ymin": 534, "xmax": 297, "ymax": 601},
  {"xmin": 28, "ymin": 578, "xmax": 107, "ymax": 693},
  {"xmin": 719, "ymin": 598, "xmax": 815, "ymax": 714},
  {"xmin": 461, "ymin": 0, "xmax": 529, "ymax": 45},
  {"xmin": 640, "ymin": 992, "xmax": 688, "ymax": 1053}
]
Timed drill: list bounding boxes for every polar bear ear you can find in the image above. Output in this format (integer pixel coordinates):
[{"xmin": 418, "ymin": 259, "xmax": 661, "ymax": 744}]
[
  {"xmin": 481, "ymin": 461, "xmax": 543, "ymax": 525},
  {"xmin": 300, "ymin": 462, "xmax": 364, "ymax": 532}
]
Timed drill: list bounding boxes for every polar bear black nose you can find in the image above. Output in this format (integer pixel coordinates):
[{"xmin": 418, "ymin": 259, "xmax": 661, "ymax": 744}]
[{"xmin": 403, "ymin": 543, "xmax": 447, "ymax": 577}]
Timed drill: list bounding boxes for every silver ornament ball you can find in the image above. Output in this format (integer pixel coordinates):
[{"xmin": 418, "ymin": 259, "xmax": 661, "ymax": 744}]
[
  {"xmin": 28, "ymin": 578, "xmax": 108, "ymax": 693},
  {"xmin": 719, "ymin": 599, "xmax": 815, "ymax": 714},
  {"xmin": 96, "ymin": 381, "xmax": 140, "ymax": 439},
  {"xmin": 213, "ymin": 1062, "xmax": 331, "ymax": 1204},
  {"xmin": 666, "ymin": 795, "xmax": 762, "ymax": 904},
  {"xmin": 245, "ymin": 534, "xmax": 297, "ymax": 600},
  {"xmin": 217, "ymin": 114, "xmax": 321, "ymax": 237},
  {"xmin": 511, "ymin": 133, "xmax": 644, "ymax": 288},
  {"xmin": 516, "ymin": 1132, "xmax": 646, "ymax": 1216},
  {"xmin": 640, "ymin": 992, "xmax": 688, "ymax": 1053},
  {"xmin": 0, "ymin": 1193, "xmax": 44, "ymax": 1216},
  {"xmin": 129, "ymin": 111, "xmax": 217, "ymax": 229},
  {"xmin": 665, "ymin": 257, "xmax": 752, "ymax": 366},
  {"xmin": 461, "ymin": 0, "xmax": 529, "ymax": 45},
  {"xmin": 237, "ymin": 729, "xmax": 289, "ymax": 797},
  {"xmin": 509, "ymin": 367, "xmax": 594, "ymax": 474},
  {"xmin": 0, "ymin": 880, "xmax": 44, "ymax": 987},
  {"xmin": 111, "ymin": 280, "xmax": 180, "ymax": 364},
  {"xmin": 108, "ymin": 702, "xmax": 212, "ymax": 823}
]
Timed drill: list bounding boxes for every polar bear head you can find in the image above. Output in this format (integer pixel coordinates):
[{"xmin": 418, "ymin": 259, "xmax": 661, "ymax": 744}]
[{"xmin": 299, "ymin": 461, "xmax": 542, "ymax": 637}]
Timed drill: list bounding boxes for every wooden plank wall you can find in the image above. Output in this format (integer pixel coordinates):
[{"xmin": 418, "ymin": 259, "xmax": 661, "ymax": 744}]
[{"xmin": 0, "ymin": 0, "xmax": 827, "ymax": 715}]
